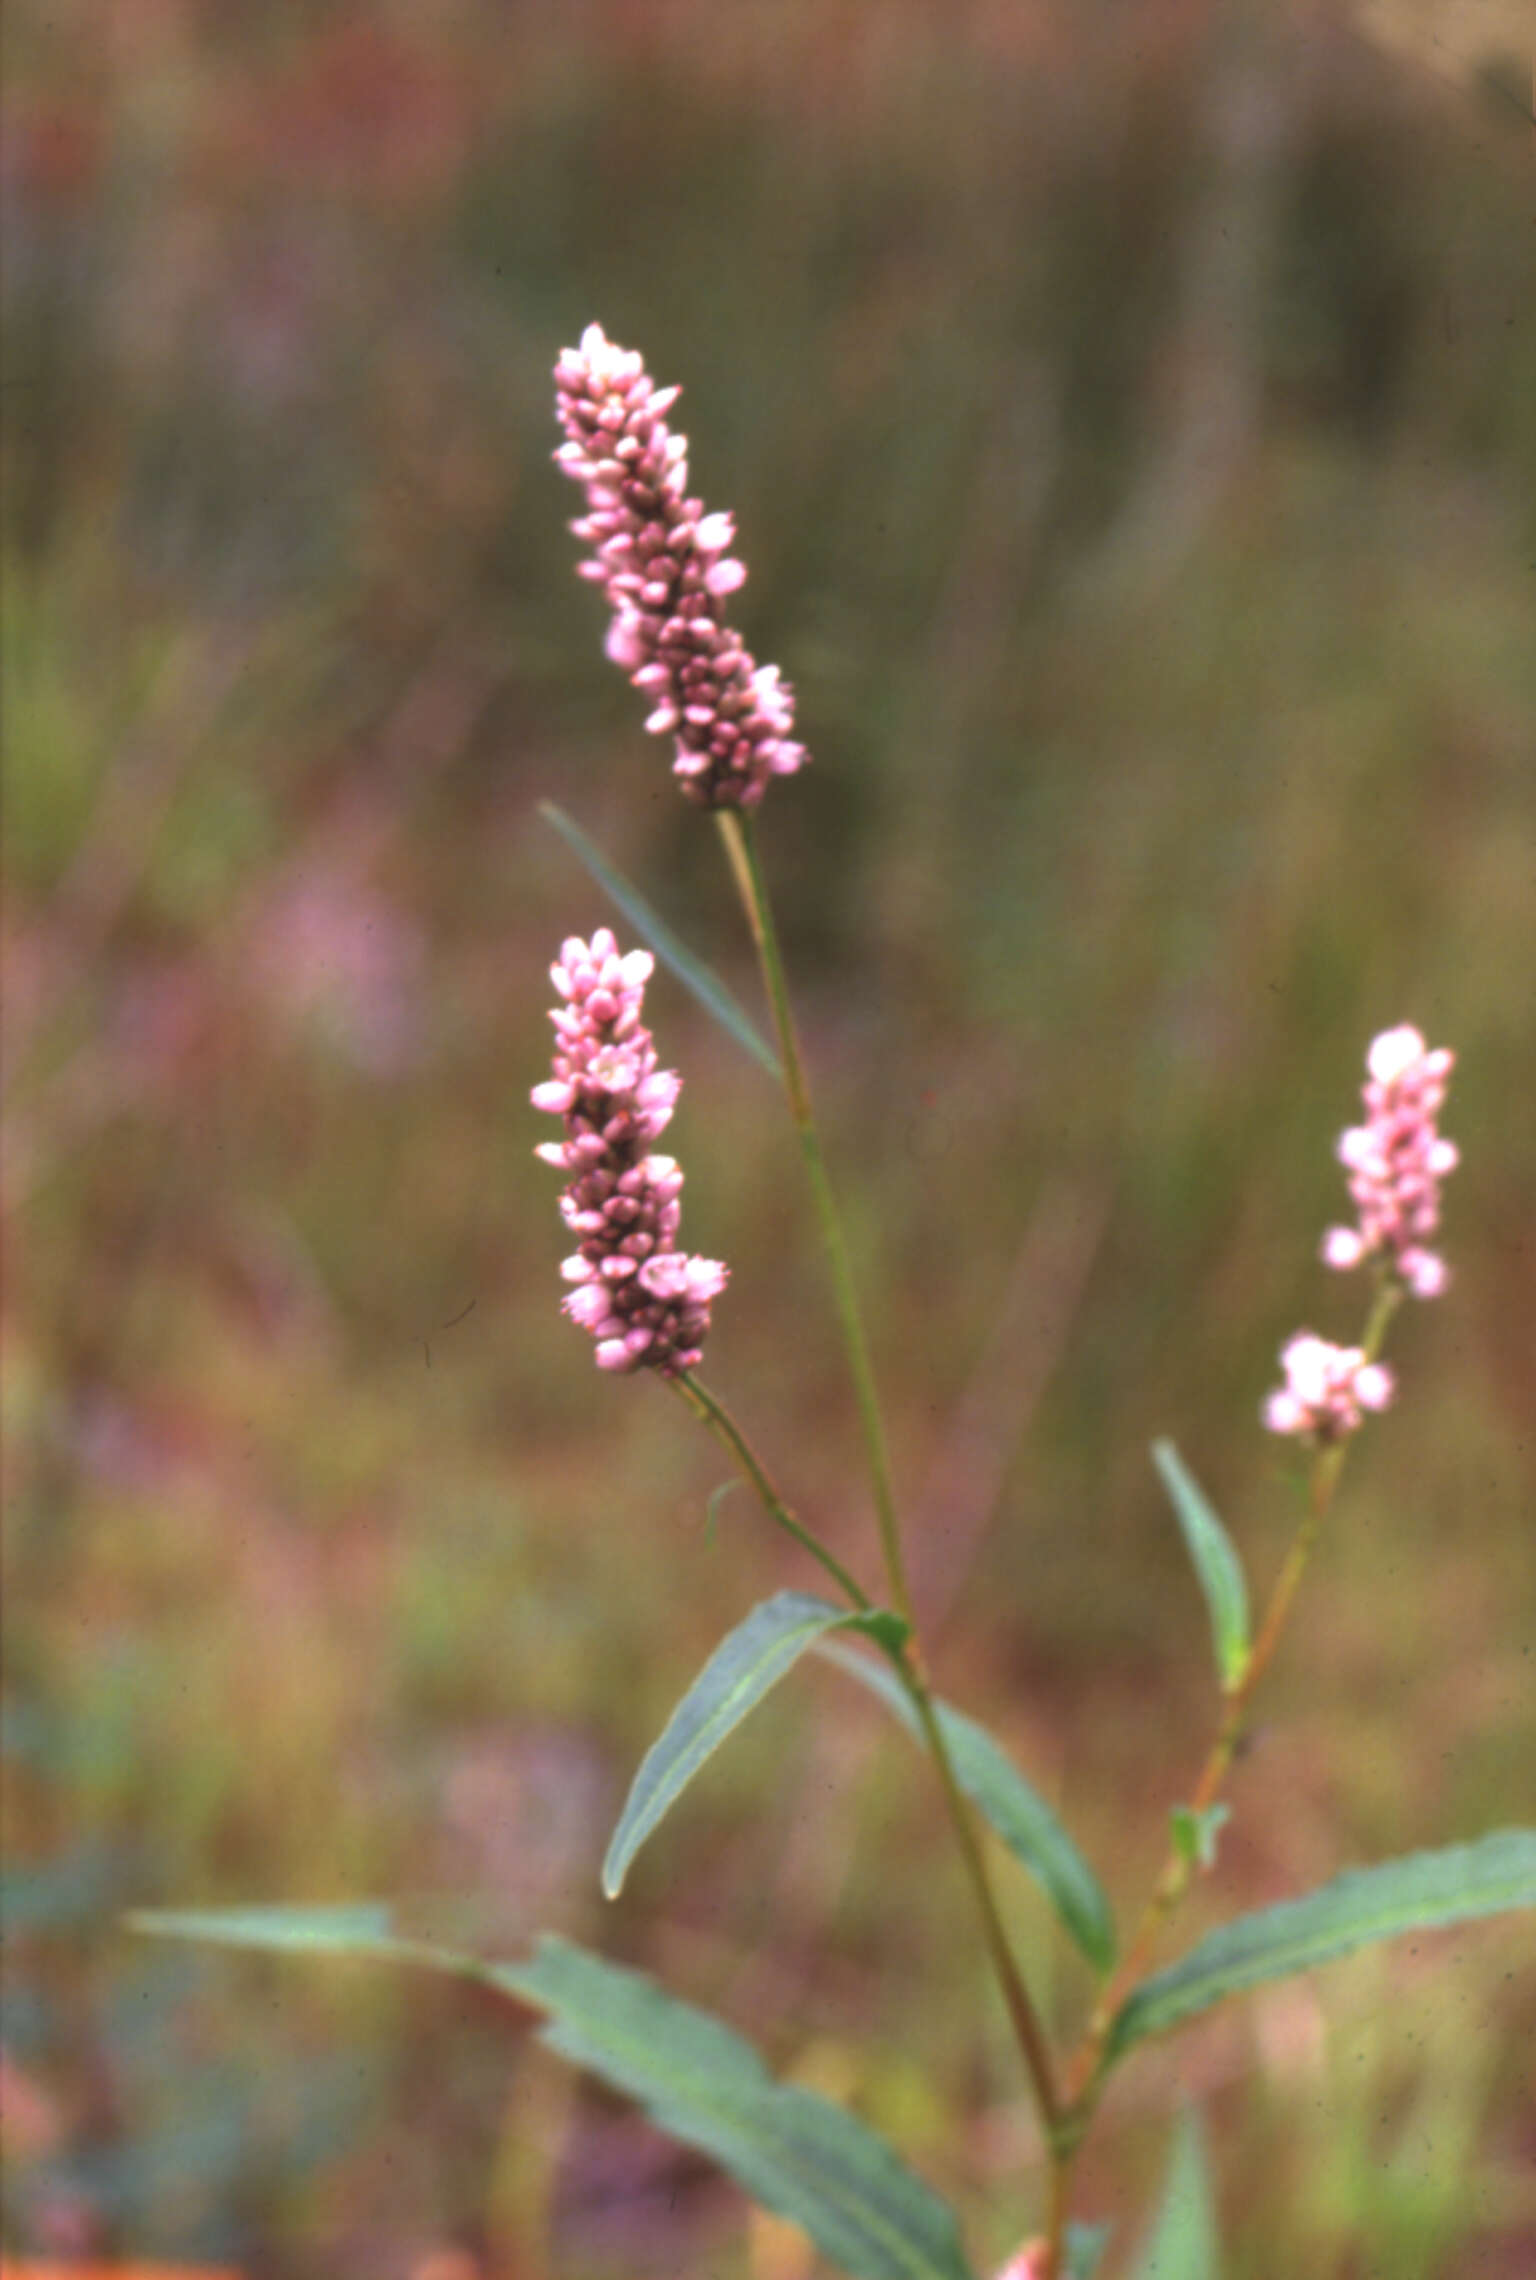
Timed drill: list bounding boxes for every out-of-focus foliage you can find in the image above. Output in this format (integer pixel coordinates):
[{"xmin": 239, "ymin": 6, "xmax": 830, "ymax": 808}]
[{"xmin": 3, "ymin": 2, "xmax": 1533, "ymax": 2275}]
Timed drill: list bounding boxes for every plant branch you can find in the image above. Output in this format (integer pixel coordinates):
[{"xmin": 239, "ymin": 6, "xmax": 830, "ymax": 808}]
[{"xmin": 1064, "ymin": 1279, "xmax": 1404, "ymax": 2116}]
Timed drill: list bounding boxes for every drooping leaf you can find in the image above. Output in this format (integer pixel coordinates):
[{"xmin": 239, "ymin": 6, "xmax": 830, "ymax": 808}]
[
  {"xmin": 133, "ymin": 1910, "xmax": 974, "ymax": 2280},
  {"xmin": 539, "ymin": 800, "xmax": 779, "ymax": 1076},
  {"xmin": 818, "ymin": 1643, "xmax": 1116, "ymax": 1975},
  {"xmin": 604, "ymin": 1594, "xmax": 907, "ymax": 1899},
  {"xmin": 1106, "ymin": 1827, "xmax": 1536, "ymax": 2061},
  {"xmin": 704, "ymin": 1477, "xmax": 743, "ymax": 1545},
  {"xmin": 1132, "ymin": 2108, "xmax": 1219, "ymax": 2280},
  {"xmin": 496, "ymin": 1937, "xmax": 975, "ymax": 2280},
  {"xmin": 1151, "ymin": 1440, "xmax": 1249, "ymax": 1692}
]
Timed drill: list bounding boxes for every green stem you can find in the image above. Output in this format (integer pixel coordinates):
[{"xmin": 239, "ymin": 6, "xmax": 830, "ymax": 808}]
[
  {"xmin": 1063, "ymin": 1277, "xmax": 1405, "ymax": 2119},
  {"xmin": 1043, "ymin": 2150, "xmax": 1074, "ymax": 2279},
  {"xmin": 671, "ymin": 1373, "xmax": 871, "ymax": 1610},
  {"xmin": 710, "ymin": 808, "xmax": 1065, "ymax": 2169},
  {"xmin": 714, "ymin": 810, "xmax": 914, "ymax": 1628},
  {"xmin": 901, "ymin": 1661, "xmax": 1065, "ymax": 2140}
]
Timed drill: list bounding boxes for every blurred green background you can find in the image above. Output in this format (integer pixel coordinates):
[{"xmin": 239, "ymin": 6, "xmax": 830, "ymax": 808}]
[{"xmin": 4, "ymin": 3, "xmax": 1534, "ymax": 2275}]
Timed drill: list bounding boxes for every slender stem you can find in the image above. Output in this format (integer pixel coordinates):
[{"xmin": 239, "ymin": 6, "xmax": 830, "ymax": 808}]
[
  {"xmin": 671, "ymin": 1372, "xmax": 871, "ymax": 1610},
  {"xmin": 1064, "ymin": 1279, "xmax": 1405, "ymax": 2115},
  {"xmin": 900, "ymin": 1661, "xmax": 1064, "ymax": 2139},
  {"xmin": 714, "ymin": 809, "xmax": 915, "ymax": 1629},
  {"xmin": 1043, "ymin": 2150, "xmax": 1074, "ymax": 2278},
  {"xmin": 706, "ymin": 811, "xmax": 1073, "ymax": 2195},
  {"xmin": 690, "ymin": 825, "xmax": 1068, "ymax": 2158}
]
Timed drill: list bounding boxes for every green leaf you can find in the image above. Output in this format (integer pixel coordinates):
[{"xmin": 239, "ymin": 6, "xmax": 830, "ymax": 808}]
[
  {"xmin": 604, "ymin": 1594, "xmax": 907, "ymax": 1900},
  {"xmin": 1151, "ymin": 1440, "xmax": 1249, "ymax": 1692},
  {"xmin": 538, "ymin": 800, "xmax": 779, "ymax": 1078},
  {"xmin": 495, "ymin": 1938, "xmax": 974, "ymax": 2280},
  {"xmin": 1106, "ymin": 1827, "xmax": 1536, "ymax": 2061},
  {"xmin": 818, "ymin": 1643, "xmax": 1116, "ymax": 1975},
  {"xmin": 133, "ymin": 1910, "xmax": 974, "ymax": 2280},
  {"xmin": 1170, "ymin": 1804, "xmax": 1230, "ymax": 1874},
  {"xmin": 1132, "ymin": 2109, "xmax": 1219, "ymax": 2280},
  {"xmin": 131, "ymin": 1902, "xmax": 409, "ymax": 1957}
]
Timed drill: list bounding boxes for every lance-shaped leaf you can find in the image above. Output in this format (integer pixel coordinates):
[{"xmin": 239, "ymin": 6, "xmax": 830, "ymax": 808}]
[
  {"xmin": 539, "ymin": 800, "xmax": 779, "ymax": 1077},
  {"xmin": 133, "ymin": 1911, "xmax": 974, "ymax": 2280},
  {"xmin": 1105, "ymin": 1827, "xmax": 1536, "ymax": 2062},
  {"xmin": 132, "ymin": 1902, "xmax": 411, "ymax": 1959},
  {"xmin": 1151, "ymin": 1440, "xmax": 1249, "ymax": 1693},
  {"xmin": 604, "ymin": 1594, "xmax": 908, "ymax": 1899},
  {"xmin": 497, "ymin": 1937, "xmax": 973, "ymax": 2280},
  {"xmin": 818, "ymin": 1643, "xmax": 1116, "ymax": 1976},
  {"xmin": 1131, "ymin": 2108, "xmax": 1219, "ymax": 2280}
]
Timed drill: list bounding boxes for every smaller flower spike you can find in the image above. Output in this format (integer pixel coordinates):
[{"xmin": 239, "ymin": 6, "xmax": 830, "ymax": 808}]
[
  {"xmin": 1263, "ymin": 1333, "xmax": 1395, "ymax": 1444},
  {"xmin": 533, "ymin": 928, "xmax": 727, "ymax": 1375},
  {"xmin": 1322, "ymin": 1025, "xmax": 1458, "ymax": 1298},
  {"xmin": 553, "ymin": 323, "xmax": 808, "ymax": 810}
]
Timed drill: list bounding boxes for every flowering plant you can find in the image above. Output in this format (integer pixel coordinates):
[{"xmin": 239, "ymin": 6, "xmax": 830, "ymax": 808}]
[{"xmin": 138, "ymin": 327, "xmax": 1535, "ymax": 2278}]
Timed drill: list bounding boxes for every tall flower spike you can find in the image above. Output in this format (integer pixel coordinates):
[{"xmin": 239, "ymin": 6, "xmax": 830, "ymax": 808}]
[
  {"xmin": 553, "ymin": 323, "xmax": 808, "ymax": 810},
  {"xmin": 1321, "ymin": 1024, "xmax": 1458, "ymax": 1298},
  {"xmin": 532, "ymin": 928, "xmax": 728, "ymax": 1375}
]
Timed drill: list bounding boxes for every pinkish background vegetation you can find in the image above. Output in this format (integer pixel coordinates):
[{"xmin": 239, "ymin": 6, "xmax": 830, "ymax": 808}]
[{"xmin": 4, "ymin": 4, "xmax": 1534, "ymax": 2275}]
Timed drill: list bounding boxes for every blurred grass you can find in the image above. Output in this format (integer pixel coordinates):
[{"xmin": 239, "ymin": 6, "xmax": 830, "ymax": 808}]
[{"xmin": 3, "ymin": 2, "xmax": 1534, "ymax": 2275}]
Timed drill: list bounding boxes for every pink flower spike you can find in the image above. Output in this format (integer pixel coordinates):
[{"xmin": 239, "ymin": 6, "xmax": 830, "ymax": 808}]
[
  {"xmin": 553, "ymin": 323, "xmax": 809, "ymax": 810},
  {"xmin": 533, "ymin": 928, "xmax": 728, "ymax": 1377},
  {"xmin": 1320, "ymin": 1024, "xmax": 1457, "ymax": 1298}
]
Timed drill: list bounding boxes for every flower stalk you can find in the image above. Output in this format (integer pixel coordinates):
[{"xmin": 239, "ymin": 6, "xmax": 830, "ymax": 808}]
[
  {"xmin": 551, "ymin": 321, "xmax": 1068, "ymax": 2209},
  {"xmin": 1048, "ymin": 1028, "xmax": 1456, "ymax": 2244},
  {"xmin": 715, "ymin": 808, "xmax": 916, "ymax": 1633},
  {"xmin": 669, "ymin": 1371, "xmax": 871, "ymax": 1611},
  {"xmin": 1063, "ymin": 1262, "xmax": 1418, "ymax": 2128}
]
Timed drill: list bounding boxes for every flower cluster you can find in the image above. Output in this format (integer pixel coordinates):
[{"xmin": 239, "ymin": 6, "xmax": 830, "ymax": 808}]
[
  {"xmin": 554, "ymin": 323, "xmax": 808, "ymax": 810},
  {"xmin": 1263, "ymin": 1332, "xmax": 1395, "ymax": 1443},
  {"xmin": 1321, "ymin": 1024, "xmax": 1457, "ymax": 1298},
  {"xmin": 532, "ymin": 928, "xmax": 727, "ymax": 1375}
]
